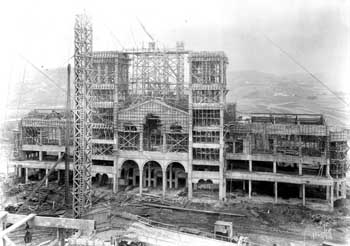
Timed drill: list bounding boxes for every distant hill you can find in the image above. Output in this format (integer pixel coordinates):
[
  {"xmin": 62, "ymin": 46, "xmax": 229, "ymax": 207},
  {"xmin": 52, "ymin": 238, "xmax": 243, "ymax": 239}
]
[{"xmin": 7, "ymin": 68, "xmax": 349, "ymax": 127}]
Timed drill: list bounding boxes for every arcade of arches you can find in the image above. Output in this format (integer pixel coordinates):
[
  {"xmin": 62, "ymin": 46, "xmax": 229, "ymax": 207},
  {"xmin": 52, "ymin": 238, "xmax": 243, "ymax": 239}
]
[{"xmin": 119, "ymin": 160, "xmax": 187, "ymax": 197}]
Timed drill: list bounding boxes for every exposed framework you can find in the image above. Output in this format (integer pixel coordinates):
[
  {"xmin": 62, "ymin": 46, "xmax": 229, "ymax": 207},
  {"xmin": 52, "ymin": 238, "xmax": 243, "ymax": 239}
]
[
  {"xmin": 127, "ymin": 42, "xmax": 186, "ymax": 102},
  {"xmin": 73, "ymin": 14, "xmax": 93, "ymax": 218}
]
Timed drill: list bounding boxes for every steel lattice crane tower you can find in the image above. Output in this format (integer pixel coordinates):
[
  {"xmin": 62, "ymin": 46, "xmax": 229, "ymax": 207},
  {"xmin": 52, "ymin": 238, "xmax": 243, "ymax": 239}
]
[{"xmin": 73, "ymin": 14, "xmax": 93, "ymax": 218}]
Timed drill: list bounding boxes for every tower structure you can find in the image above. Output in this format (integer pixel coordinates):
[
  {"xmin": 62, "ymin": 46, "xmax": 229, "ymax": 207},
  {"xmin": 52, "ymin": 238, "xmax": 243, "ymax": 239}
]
[
  {"xmin": 73, "ymin": 14, "xmax": 93, "ymax": 218},
  {"xmin": 188, "ymin": 52, "xmax": 228, "ymax": 200}
]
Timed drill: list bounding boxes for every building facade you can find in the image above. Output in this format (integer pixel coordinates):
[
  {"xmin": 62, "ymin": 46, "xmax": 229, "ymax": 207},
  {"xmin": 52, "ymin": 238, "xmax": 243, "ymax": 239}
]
[{"xmin": 12, "ymin": 45, "xmax": 349, "ymax": 210}]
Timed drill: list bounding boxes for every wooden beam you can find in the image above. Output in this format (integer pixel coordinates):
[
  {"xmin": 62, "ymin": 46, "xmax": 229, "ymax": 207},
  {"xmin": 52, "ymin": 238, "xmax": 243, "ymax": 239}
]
[
  {"xmin": 140, "ymin": 203, "xmax": 245, "ymax": 217},
  {"xmin": 2, "ymin": 213, "xmax": 95, "ymax": 233},
  {"xmin": 0, "ymin": 214, "xmax": 36, "ymax": 237}
]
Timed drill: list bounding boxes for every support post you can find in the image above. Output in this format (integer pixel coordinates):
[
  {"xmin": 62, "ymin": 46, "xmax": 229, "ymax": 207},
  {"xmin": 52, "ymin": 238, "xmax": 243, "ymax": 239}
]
[
  {"xmin": 39, "ymin": 151, "xmax": 43, "ymax": 161},
  {"xmin": 188, "ymin": 173, "xmax": 192, "ymax": 199},
  {"xmin": 139, "ymin": 129, "xmax": 143, "ymax": 152},
  {"xmin": 248, "ymin": 180, "xmax": 252, "ymax": 199},
  {"xmin": 162, "ymin": 133, "xmax": 166, "ymax": 152},
  {"xmin": 299, "ymin": 161, "xmax": 302, "ymax": 175},
  {"xmin": 169, "ymin": 165, "xmax": 173, "ymax": 189},
  {"xmin": 25, "ymin": 168, "xmax": 29, "ymax": 184},
  {"xmin": 302, "ymin": 184, "xmax": 305, "ymax": 206},
  {"xmin": 45, "ymin": 168, "xmax": 49, "ymax": 187},
  {"xmin": 162, "ymin": 169, "xmax": 166, "ymax": 199},
  {"xmin": 330, "ymin": 184, "xmax": 334, "ymax": 210},
  {"xmin": 274, "ymin": 182, "xmax": 278, "ymax": 203},
  {"xmin": 249, "ymin": 159, "xmax": 252, "ymax": 172},
  {"xmin": 113, "ymin": 159, "xmax": 118, "ymax": 193},
  {"xmin": 273, "ymin": 161, "xmax": 276, "ymax": 173},
  {"xmin": 139, "ymin": 168, "xmax": 143, "ymax": 196},
  {"xmin": 147, "ymin": 164, "xmax": 151, "ymax": 187}
]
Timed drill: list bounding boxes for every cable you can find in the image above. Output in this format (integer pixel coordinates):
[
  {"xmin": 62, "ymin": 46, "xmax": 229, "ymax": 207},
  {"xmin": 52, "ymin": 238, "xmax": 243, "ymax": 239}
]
[
  {"xmin": 262, "ymin": 34, "xmax": 349, "ymax": 107},
  {"xmin": 19, "ymin": 54, "xmax": 66, "ymax": 92}
]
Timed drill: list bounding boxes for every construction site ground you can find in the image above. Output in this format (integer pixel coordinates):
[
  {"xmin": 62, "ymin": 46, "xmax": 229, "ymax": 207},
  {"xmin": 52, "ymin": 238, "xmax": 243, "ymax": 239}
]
[{"xmin": 1, "ymin": 179, "xmax": 350, "ymax": 246}]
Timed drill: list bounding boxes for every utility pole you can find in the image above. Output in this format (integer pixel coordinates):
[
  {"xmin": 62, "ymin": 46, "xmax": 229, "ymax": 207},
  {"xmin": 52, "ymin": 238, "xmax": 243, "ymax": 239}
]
[{"xmin": 65, "ymin": 63, "xmax": 71, "ymax": 206}]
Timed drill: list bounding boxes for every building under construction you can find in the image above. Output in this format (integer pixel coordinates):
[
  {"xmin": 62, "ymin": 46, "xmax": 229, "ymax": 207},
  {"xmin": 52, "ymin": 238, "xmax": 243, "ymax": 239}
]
[{"xmin": 11, "ymin": 15, "xmax": 349, "ymax": 217}]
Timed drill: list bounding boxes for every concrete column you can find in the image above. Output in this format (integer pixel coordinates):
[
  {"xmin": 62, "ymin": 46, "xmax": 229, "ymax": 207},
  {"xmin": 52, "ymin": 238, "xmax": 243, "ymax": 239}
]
[
  {"xmin": 249, "ymin": 159, "xmax": 252, "ymax": 172},
  {"xmin": 162, "ymin": 133, "xmax": 166, "ymax": 152},
  {"xmin": 25, "ymin": 168, "xmax": 29, "ymax": 184},
  {"xmin": 273, "ymin": 161, "xmax": 277, "ymax": 173},
  {"xmin": 162, "ymin": 169, "xmax": 166, "ymax": 199},
  {"xmin": 299, "ymin": 161, "xmax": 302, "ymax": 175},
  {"xmin": 243, "ymin": 180, "xmax": 246, "ymax": 191},
  {"xmin": 248, "ymin": 180, "xmax": 252, "ymax": 199},
  {"xmin": 326, "ymin": 186, "xmax": 330, "ymax": 200},
  {"xmin": 175, "ymin": 174, "xmax": 178, "ymax": 189},
  {"xmin": 139, "ymin": 168, "xmax": 143, "ymax": 196},
  {"xmin": 274, "ymin": 182, "xmax": 278, "ymax": 203},
  {"xmin": 330, "ymin": 185, "xmax": 334, "ymax": 210},
  {"xmin": 45, "ymin": 168, "xmax": 49, "ymax": 187},
  {"xmin": 188, "ymin": 172, "xmax": 192, "ymax": 199},
  {"xmin": 169, "ymin": 165, "xmax": 173, "ymax": 189},
  {"xmin": 326, "ymin": 160, "xmax": 330, "ymax": 177},
  {"xmin": 139, "ymin": 130, "xmax": 143, "ymax": 151},
  {"xmin": 58, "ymin": 152, "xmax": 62, "ymax": 160},
  {"xmin": 147, "ymin": 165, "xmax": 151, "ymax": 187},
  {"xmin": 113, "ymin": 159, "xmax": 119, "ymax": 193},
  {"xmin": 302, "ymin": 184, "xmax": 305, "ymax": 206},
  {"xmin": 18, "ymin": 166, "xmax": 22, "ymax": 178},
  {"xmin": 39, "ymin": 151, "xmax": 43, "ymax": 161}
]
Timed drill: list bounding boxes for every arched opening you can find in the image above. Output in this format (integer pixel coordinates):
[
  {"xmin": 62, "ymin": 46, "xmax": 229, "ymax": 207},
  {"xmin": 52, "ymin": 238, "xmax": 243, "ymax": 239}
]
[
  {"xmin": 101, "ymin": 173, "xmax": 109, "ymax": 186},
  {"xmin": 166, "ymin": 162, "xmax": 187, "ymax": 190},
  {"xmin": 93, "ymin": 173, "xmax": 101, "ymax": 185},
  {"xmin": 120, "ymin": 160, "xmax": 139, "ymax": 188},
  {"xmin": 143, "ymin": 113, "xmax": 162, "ymax": 151},
  {"xmin": 143, "ymin": 161, "xmax": 162, "ymax": 188}
]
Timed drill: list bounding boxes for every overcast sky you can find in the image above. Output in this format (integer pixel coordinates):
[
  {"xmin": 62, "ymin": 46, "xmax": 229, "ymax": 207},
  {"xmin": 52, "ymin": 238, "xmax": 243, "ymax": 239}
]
[{"xmin": 0, "ymin": 0, "xmax": 349, "ymax": 121}]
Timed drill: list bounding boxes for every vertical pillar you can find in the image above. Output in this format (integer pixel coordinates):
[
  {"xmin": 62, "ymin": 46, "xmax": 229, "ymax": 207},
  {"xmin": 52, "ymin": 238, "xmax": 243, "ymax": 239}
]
[
  {"xmin": 274, "ymin": 182, "xmax": 278, "ymax": 203},
  {"xmin": 326, "ymin": 161, "xmax": 330, "ymax": 177},
  {"xmin": 330, "ymin": 184, "xmax": 334, "ymax": 210},
  {"xmin": 175, "ymin": 174, "xmax": 178, "ymax": 189},
  {"xmin": 299, "ymin": 161, "xmax": 302, "ymax": 175},
  {"xmin": 326, "ymin": 186, "xmax": 330, "ymax": 200},
  {"xmin": 45, "ymin": 168, "xmax": 49, "ymax": 187},
  {"xmin": 188, "ymin": 172, "xmax": 192, "ymax": 199},
  {"xmin": 162, "ymin": 133, "xmax": 166, "ymax": 153},
  {"xmin": 147, "ymin": 164, "xmax": 151, "ymax": 187},
  {"xmin": 139, "ymin": 168, "xmax": 143, "ymax": 196},
  {"xmin": 113, "ymin": 159, "xmax": 118, "ymax": 193},
  {"xmin": 169, "ymin": 165, "xmax": 173, "ymax": 189},
  {"xmin": 58, "ymin": 152, "xmax": 62, "ymax": 160},
  {"xmin": 342, "ymin": 181, "xmax": 346, "ymax": 198},
  {"xmin": 39, "ymin": 151, "xmax": 43, "ymax": 161},
  {"xmin": 243, "ymin": 180, "xmax": 246, "ymax": 191},
  {"xmin": 249, "ymin": 159, "xmax": 252, "ymax": 172},
  {"xmin": 302, "ymin": 184, "xmax": 305, "ymax": 206},
  {"xmin": 248, "ymin": 180, "xmax": 252, "ymax": 199},
  {"xmin": 25, "ymin": 168, "xmax": 29, "ymax": 184},
  {"xmin": 162, "ymin": 169, "xmax": 166, "ymax": 199},
  {"xmin": 139, "ymin": 128, "xmax": 143, "ymax": 152},
  {"xmin": 273, "ymin": 161, "xmax": 276, "ymax": 173}
]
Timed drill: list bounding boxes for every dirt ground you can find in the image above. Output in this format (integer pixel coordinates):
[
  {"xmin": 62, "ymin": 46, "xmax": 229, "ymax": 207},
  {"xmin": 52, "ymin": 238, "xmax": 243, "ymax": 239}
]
[
  {"xmin": 89, "ymin": 186, "xmax": 350, "ymax": 246},
  {"xmin": 2, "ymin": 181, "xmax": 350, "ymax": 246}
]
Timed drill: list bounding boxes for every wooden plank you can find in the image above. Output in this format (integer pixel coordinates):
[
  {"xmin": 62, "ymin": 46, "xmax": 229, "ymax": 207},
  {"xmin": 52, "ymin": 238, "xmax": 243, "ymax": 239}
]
[
  {"xmin": 141, "ymin": 203, "xmax": 245, "ymax": 217},
  {"xmin": 3, "ymin": 213, "xmax": 95, "ymax": 233},
  {"xmin": 0, "ymin": 214, "xmax": 36, "ymax": 237}
]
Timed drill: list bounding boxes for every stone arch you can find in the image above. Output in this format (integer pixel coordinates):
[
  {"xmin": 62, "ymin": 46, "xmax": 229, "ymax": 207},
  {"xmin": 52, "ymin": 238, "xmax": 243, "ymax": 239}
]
[
  {"xmin": 143, "ymin": 161, "xmax": 163, "ymax": 188},
  {"xmin": 101, "ymin": 173, "xmax": 109, "ymax": 186},
  {"xmin": 166, "ymin": 162, "xmax": 187, "ymax": 189},
  {"xmin": 120, "ymin": 160, "xmax": 140, "ymax": 186}
]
